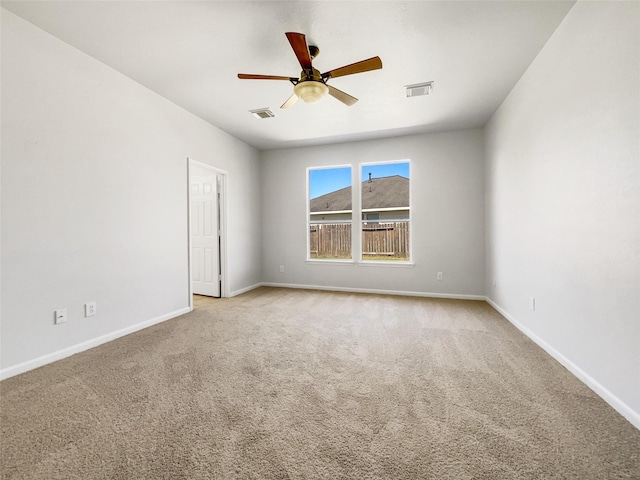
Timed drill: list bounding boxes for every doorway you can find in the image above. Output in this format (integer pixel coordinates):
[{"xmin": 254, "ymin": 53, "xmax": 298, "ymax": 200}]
[{"xmin": 188, "ymin": 158, "xmax": 227, "ymax": 309}]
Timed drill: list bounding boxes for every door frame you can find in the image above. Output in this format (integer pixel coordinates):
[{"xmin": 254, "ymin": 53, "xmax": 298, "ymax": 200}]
[{"xmin": 187, "ymin": 158, "xmax": 228, "ymax": 310}]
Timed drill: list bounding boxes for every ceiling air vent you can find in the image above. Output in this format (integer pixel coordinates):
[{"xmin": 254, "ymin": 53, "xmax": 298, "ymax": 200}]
[
  {"xmin": 405, "ymin": 81, "xmax": 433, "ymax": 98},
  {"xmin": 249, "ymin": 108, "xmax": 275, "ymax": 119}
]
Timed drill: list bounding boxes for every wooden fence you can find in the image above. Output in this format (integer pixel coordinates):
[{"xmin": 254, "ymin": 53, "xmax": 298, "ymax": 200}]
[
  {"xmin": 309, "ymin": 221, "xmax": 409, "ymax": 259},
  {"xmin": 309, "ymin": 223, "xmax": 352, "ymax": 258},
  {"xmin": 362, "ymin": 221, "xmax": 410, "ymax": 259}
]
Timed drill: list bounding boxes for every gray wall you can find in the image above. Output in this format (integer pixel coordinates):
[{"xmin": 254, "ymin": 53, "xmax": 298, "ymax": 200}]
[
  {"xmin": 1, "ymin": 10, "xmax": 262, "ymax": 376},
  {"xmin": 484, "ymin": 1, "xmax": 639, "ymax": 423},
  {"xmin": 260, "ymin": 129, "xmax": 485, "ymax": 297}
]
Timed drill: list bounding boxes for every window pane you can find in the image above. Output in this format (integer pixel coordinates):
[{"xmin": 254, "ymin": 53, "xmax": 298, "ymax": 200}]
[
  {"xmin": 309, "ymin": 167, "xmax": 352, "ymax": 259},
  {"xmin": 361, "ymin": 162, "xmax": 410, "ymax": 261},
  {"xmin": 362, "ymin": 221, "xmax": 410, "ymax": 260}
]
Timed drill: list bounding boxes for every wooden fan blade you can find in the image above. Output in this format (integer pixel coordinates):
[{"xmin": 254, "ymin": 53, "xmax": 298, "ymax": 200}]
[
  {"xmin": 281, "ymin": 93, "xmax": 299, "ymax": 109},
  {"xmin": 285, "ymin": 32, "xmax": 312, "ymax": 70},
  {"xmin": 327, "ymin": 85, "xmax": 358, "ymax": 106},
  {"xmin": 322, "ymin": 56, "xmax": 383, "ymax": 79},
  {"xmin": 238, "ymin": 74, "xmax": 296, "ymax": 81}
]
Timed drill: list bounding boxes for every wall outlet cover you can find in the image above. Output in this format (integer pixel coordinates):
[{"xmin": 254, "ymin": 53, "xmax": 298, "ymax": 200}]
[{"xmin": 85, "ymin": 302, "xmax": 96, "ymax": 317}]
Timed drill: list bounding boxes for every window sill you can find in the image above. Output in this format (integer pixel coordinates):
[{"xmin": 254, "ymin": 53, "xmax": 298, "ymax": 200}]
[
  {"xmin": 305, "ymin": 259, "xmax": 415, "ymax": 268},
  {"xmin": 305, "ymin": 259, "xmax": 356, "ymax": 265},
  {"xmin": 358, "ymin": 261, "xmax": 415, "ymax": 268}
]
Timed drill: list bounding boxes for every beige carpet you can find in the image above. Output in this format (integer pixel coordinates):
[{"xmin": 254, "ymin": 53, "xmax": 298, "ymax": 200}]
[{"xmin": 1, "ymin": 287, "xmax": 638, "ymax": 479}]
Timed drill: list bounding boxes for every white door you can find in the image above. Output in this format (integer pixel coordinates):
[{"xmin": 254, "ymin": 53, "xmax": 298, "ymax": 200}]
[{"xmin": 190, "ymin": 173, "xmax": 220, "ymax": 297}]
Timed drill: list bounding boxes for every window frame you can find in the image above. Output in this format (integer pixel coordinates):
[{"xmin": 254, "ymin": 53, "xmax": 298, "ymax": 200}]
[
  {"xmin": 358, "ymin": 159, "xmax": 412, "ymax": 265},
  {"xmin": 306, "ymin": 164, "xmax": 354, "ymax": 263},
  {"xmin": 306, "ymin": 160, "xmax": 413, "ymax": 266}
]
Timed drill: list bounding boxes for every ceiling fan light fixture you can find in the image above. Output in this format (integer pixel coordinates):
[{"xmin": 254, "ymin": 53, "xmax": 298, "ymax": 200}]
[{"xmin": 294, "ymin": 81, "xmax": 329, "ymax": 103}]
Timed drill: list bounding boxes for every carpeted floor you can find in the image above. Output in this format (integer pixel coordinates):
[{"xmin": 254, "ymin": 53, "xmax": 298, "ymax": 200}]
[{"xmin": 1, "ymin": 287, "xmax": 638, "ymax": 479}]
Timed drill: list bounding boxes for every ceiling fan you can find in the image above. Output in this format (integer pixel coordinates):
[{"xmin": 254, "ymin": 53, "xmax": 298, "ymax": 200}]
[{"xmin": 238, "ymin": 32, "xmax": 383, "ymax": 109}]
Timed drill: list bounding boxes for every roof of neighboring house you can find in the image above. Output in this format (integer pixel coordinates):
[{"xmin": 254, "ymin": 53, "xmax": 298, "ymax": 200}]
[{"xmin": 310, "ymin": 175, "xmax": 409, "ymax": 213}]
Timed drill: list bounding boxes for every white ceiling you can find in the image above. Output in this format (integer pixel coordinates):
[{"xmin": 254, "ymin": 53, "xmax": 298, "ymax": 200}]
[{"xmin": 2, "ymin": 1, "xmax": 575, "ymax": 150}]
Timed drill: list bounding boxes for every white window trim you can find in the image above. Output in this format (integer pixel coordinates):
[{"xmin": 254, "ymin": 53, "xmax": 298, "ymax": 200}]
[
  {"xmin": 358, "ymin": 159, "xmax": 412, "ymax": 264},
  {"xmin": 305, "ymin": 259, "xmax": 356, "ymax": 265},
  {"xmin": 358, "ymin": 260, "xmax": 415, "ymax": 267},
  {"xmin": 307, "ymin": 164, "xmax": 354, "ymax": 262},
  {"xmin": 306, "ymin": 160, "xmax": 412, "ymax": 266}
]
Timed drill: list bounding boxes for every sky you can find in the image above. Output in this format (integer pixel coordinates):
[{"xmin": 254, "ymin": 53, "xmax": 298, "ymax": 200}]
[{"xmin": 309, "ymin": 162, "xmax": 410, "ymax": 199}]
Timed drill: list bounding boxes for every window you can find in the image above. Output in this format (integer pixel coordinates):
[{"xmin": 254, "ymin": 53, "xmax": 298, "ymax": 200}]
[
  {"xmin": 308, "ymin": 166, "xmax": 352, "ymax": 260},
  {"xmin": 361, "ymin": 161, "xmax": 410, "ymax": 261},
  {"xmin": 363, "ymin": 213, "xmax": 380, "ymax": 224},
  {"xmin": 307, "ymin": 161, "xmax": 411, "ymax": 263}
]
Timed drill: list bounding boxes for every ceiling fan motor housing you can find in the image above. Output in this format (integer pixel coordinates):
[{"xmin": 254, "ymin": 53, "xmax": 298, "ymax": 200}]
[
  {"xmin": 300, "ymin": 67, "xmax": 323, "ymax": 82},
  {"xmin": 308, "ymin": 45, "xmax": 320, "ymax": 60}
]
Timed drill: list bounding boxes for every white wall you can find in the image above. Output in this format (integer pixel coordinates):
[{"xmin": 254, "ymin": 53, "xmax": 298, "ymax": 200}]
[
  {"xmin": 260, "ymin": 130, "xmax": 485, "ymax": 297},
  {"xmin": 485, "ymin": 1, "xmax": 639, "ymax": 425},
  {"xmin": 4, "ymin": 0, "xmax": 638, "ymax": 432},
  {"xmin": 0, "ymin": 9, "xmax": 261, "ymax": 377}
]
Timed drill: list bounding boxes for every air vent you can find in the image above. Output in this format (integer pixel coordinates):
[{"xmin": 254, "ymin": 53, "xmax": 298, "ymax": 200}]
[
  {"xmin": 249, "ymin": 108, "xmax": 275, "ymax": 119},
  {"xmin": 405, "ymin": 81, "xmax": 433, "ymax": 98}
]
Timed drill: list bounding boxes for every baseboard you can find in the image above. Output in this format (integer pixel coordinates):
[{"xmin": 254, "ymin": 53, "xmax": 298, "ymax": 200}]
[
  {"xmin": 486, "ymin": 297, "xmax": 640, "ymax": 431},
  {"xmin": 229, "ymin": 282, "xmax": 263, "ymax": 297},
  {"xmin": 260, "ymin": 282, "xmax": 485, "ymax": 301},
  {"xmin": 0, "ymin": 306, "xmax": 191, "ymax": 381}
]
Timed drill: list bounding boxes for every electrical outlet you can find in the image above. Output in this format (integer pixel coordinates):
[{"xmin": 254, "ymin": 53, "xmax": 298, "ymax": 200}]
[
  {"xmin": 279, "ymin": 266, "xmax": 285, "ymax": 273},
  {"xmin": 530, "ymin": 297, "xmax": 536, "ymax": 311},
  {"xmin": 437, "ymin": 272, "xmax": 443, "ymax": 281},
  {"xmin": 54, "ymin": 308, "xmax": 67, "ymax": 324},
  {"xmin": 85, "ymin": 302, "xmax": 96, "ymax": 317}
]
